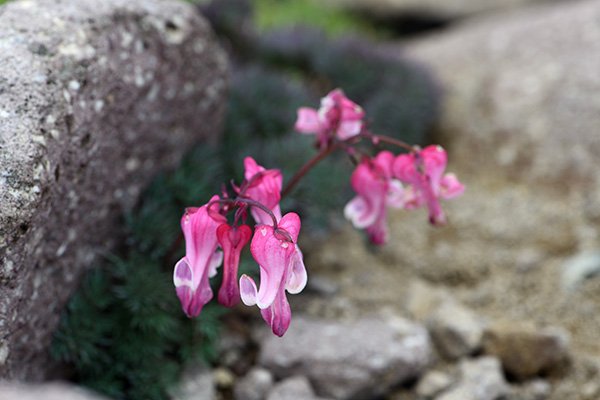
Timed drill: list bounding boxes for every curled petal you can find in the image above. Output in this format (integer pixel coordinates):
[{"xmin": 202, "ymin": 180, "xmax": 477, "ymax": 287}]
[
  {"xmin": 344, "ymin": 196, "xmax": 377, "ymax": 229},
  {"xmin": 392, "ymin": 153, "xmax": 418, "ymax": 184},
  {"xmin": 286, "ymin": 246, "xmax": 307, "ymax": 294},
  {"xmin": 295, "ymin": 107, "xmax": 321, "ymax": 134},
  {"xmin": 440, "ymin": 173, "xmax": 465, "ymax": 199},
  {"xmin": 239, "ymin": 274, "xmax": 258, "ymax": 306},
  {"xmin": 366, "ymin": 214, "xmax": 389, "ymax": 245},
  {"xmin": 260, "ymin": 288, "xmax": 291, "ymax": 337},
  {"xmin": 336, "ymin": 120, "xmax": 363, "ymax": 140},
  {"xmin": 277, "ymin": 212, "xmax": 301, "ymax": 243},
  {"xmin": 372, "ymin": 151, "xmax": 396, "ymax": 179},
  {"xmin": 243, "ymin": 157, "xmax": 283, "ymax": 225},
  {"xmin": 174, "ymin": 258, "xmax": 194, "ymax": 316},
  {"xmin": 207, "ymin": 250, "xmax": 223, "ymax": 278},
  {"xmin": 420, "ymin": 145, "xmax": 448, "ymax": 188},
  {"xmin": 386, "ymin": 179, "xmax": 405, "ymax": 208},
  {"xmin": 251, "ymin": 227, "xmax": 288, "ymax": 308}
]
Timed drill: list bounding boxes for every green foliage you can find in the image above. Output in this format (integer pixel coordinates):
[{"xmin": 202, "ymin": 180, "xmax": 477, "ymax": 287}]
[
  {"xmin": 254, "ymin": 0, "xmax": 377, "ymax": 37},
  {"xmin": 52, "ymin": 146, "xmax": 226, "ymax": 400}
]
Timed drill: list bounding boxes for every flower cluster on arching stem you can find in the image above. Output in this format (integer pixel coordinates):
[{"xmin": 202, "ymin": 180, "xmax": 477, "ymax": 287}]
[{"xmin": 174, "ymin": 88, "xmax": 464, "ymax": 336}]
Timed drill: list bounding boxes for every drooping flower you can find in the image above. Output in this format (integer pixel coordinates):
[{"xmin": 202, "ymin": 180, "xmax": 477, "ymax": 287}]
[
  {"xmin": 295, "ymin": 89, "xmax": 365, "ymax": 147},
  {"xmin": 239, "ymin": 213, "xmax": 307, "ymax": 336},
  {"xmin": 344, "ymin": 151, "xmax": 405, "ymax": 245},
  {"xmin": 243, "ymin": 157, "xmax": 282, "ymax": 225},
  {"xmin": 392, "ymin": 145, "xmax": 465, "ymax": 225},
  {"xmin": 216, "ymin": 223, "xmax": 252, "ymax": 307},
  {"xmin": 173, "ymin": 195, "xmax": 224, "ymax": 318}
]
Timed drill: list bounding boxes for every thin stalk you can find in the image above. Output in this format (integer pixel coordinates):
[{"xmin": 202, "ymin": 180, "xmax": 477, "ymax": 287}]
[
  {"xmin": 365, "ymin": 131, "xmax": 416, "ymax": 153},
  {"xmin": 281, "ymin": 143, "xmax": 339, "ymax": 198}
]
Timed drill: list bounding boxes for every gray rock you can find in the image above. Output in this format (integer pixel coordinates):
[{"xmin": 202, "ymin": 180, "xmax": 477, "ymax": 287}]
[
  {"xmin": 170, "ymin": 366, "xmax": 215, "ymax": 400},
  {"xmin": 482, "ymin": 322, "xmax": 570, "ymax": 380},
  {"xmin": 436, "ymin": 357, "xmax": 509, "ymax": 400},
  {"xmin": 562, "ymin": 251, "xmax": 600, "ymax": 291},
  {"xmin": 404, "ymin": 0, "xmax": 600, "ymax": 196},
  {"xmin": 0, "ymin": 382, "xmax": 108, "ymax": 400},
  {"xmin": 324, "ymin": 0, "xmax": 563, "ymax": 20},
  {"xmin": 234, "ymin": 367, "xmax": 274, "ymax": 400},
  {"xmin": 259, "ymin": 316, "xmax": 431, "ymax": 400},
  {"xmin": 508, "ymin": 379, "xmax": 551, "ymax": 400},
  {"xmin": 266, "ymin": 376, "xmax": 331, "ymax": 400},
  {"xmin": 427, "ymin": 301, "xmax": 485, "ymax": 360},
  {"xmin": 416, "ymin": 370, "xmax": 455, "ymax": 398},
  {"xmin": 0, "ymin": 0, "xmax": 227, "ymax": 379}
]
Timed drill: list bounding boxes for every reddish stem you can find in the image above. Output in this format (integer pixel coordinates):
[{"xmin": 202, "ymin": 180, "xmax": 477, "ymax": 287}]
[
  {"xmin": 363, "ymin": 131, "xmax": 416, "ymax": 153},
  {"xmin": 282, "ymin": 143, "xmax": 339, "ymax": 198}
]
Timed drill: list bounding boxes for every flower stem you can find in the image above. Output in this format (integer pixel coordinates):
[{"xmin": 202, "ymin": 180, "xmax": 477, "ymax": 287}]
[
  {"xmin": 364, "ymin": 131, "xmax": 416, "ymax": 153},
  {"xmin": 282, "ymin": 143, "xmax": 339, "ymax": 198}
]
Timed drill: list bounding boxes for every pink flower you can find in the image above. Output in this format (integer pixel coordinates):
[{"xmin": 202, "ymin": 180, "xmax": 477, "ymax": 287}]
[
  {"xmin": 295, "ymin": 89, "xmax": 365, "ymax": 147},
  {"xmin": 392, "ymin": 145, "xmax": 465, "ymax": 225},
  {"xmin": 344, "ymin": 151, "xmax": 405, "ymax": 245},
  {"xmin": 243, "ymin": 157, "xmax": 283, "ymax": 225},
  {"xmin": 173, "ymin": 196, "xmax": 225, "ymax": 318},
  {"xmin": 239, "ymin": 213, "xmax": 307, "ymax": 336},
  {"xmin": 216, "ymin": 223, "xmax": 252, "ymax": 308}
]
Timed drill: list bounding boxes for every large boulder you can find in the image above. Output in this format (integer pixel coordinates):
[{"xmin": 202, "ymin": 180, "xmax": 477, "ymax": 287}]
[
  {"xmin": 0, "ymin": 0, "xmax": 227, "ymax": 379},
  {"xmin": 403, "ymin": 0, "xmax": 600, "ymax": 195}
]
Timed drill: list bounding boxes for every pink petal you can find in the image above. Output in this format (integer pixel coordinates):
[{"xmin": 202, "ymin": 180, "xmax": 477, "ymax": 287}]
[
  {"xmin": 386, "ymin": 179, "xmax": 405, "ymax": 208},
  {"xmin": 366, "ymin": 212, "xmax": 389, "ymax": 245},
  {"xmin": 217, "ymin": 224, "xmax": 252, "ymax": 307},
  {"xmin": 373, "ymin": 151, "xmax": 396, "ymax": 179},
  {"xmin": 207, "ymin": 250, "xmax": 223, "ymax": 278},
  {"xmin": 243, "ymin": 159, "xmax": 283, "ymax": 226},
  {"xmin": 440, "ymin": 173, "xmax": 465, "ymax": 199},
  {"xmin": 392, "ymin": 153, "xmax": 419, "ymax": 184},
  {"xmin": 336, "ymin": 120, "xmax": 363, "ymax": 140},
  {"xmin": 286, "ymin": 246, "xmax": 307, "ymax": 294},
  {"xmin": 420, "ymin": 145, "xmax": 448, "ymax": 188},
  {"xmin": 239, "ymin": 274, "xmax": 258, "ymax": 306},
  {"xmin": 260, "ymin": 288, "xmax": 291, "ymax": 337},
  {"xmin": 346, "ymin": 160, "xmax": 388, "ymax": 229},
  {"xmin": 344, "ymin": 196, "xmax": 377, "ymax": 229},
  {"xmin": 294, "ymin": 107, "xmax": 321, "ymax": 134},
  {"xmin": 277, "ymin": 212, "xmax": 301, "ymax": 243},
  {"xmin": 243, "ymin": 157, "xmax": 263, "ymax": 181},
  {"xmin": 174, "ymin": 258, "xmax": 194, "ymax": 315},
  {"xmin": 250, "ymin": 225, "xmax": 289, "ymax": 309}
]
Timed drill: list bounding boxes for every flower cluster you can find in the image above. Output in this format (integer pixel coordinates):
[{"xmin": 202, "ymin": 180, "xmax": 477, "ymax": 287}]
[
  {"xmin": 173, "ymin": 157, "xmax": 306, "ymax": 336},
  {"xmin": 174, "ymin": 88, "xmax": 463, "ymax": 336}
]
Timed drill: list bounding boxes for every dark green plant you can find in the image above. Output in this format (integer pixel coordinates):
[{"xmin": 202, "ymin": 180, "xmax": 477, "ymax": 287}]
[{"xmin": 52, "ymin": 146, "xmax": 226, "ymax": 400}]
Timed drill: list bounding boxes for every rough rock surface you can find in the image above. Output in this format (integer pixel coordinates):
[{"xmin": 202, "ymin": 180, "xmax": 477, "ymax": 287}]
[
  {"xmin": 437, "ymin": 357, "xmax": 509, "ymax": 400},
  {"xmin": 259, "ymin": 316, "xmax": 431, "ymax": 400},
  {"xmin": 427, "ymin": 301, "xmax": 485, "ymax": 360},
  {"xmin": 0, "ymin": 382, "xmax": 109, "ymax": 400},
  {"xmin": 171, "ymin": 366, "xmax": 216, "ymax": 400},
  {"xmin": 416, "ymin": 370, "xmax": 455, "ymax": 398},
  {"xmin": 266, "ymin": 376, "xmax": 332, "ymax": 400},
  {"xmin": 234, "ymin": 367, "xmax": 274, "ymax": 400},
  {"xmin": 0, "ymin": 0, "xmax": 227, "ymax": 379},
  {"xmin": 483, "ymin": 322, "xmax": 570, "ymax": 380},
  {"xmin": 324, "ymin": 0, "xmax": 563, "ymax": 20}
]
